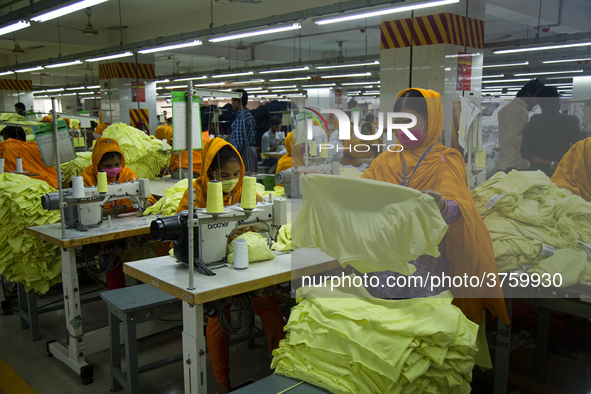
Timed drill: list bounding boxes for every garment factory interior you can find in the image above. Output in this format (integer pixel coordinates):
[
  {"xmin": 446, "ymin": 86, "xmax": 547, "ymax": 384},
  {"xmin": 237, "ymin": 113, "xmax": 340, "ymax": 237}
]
[{"xmin": 1, "ymin": 0, "xmax": 591, "ymax": 393}]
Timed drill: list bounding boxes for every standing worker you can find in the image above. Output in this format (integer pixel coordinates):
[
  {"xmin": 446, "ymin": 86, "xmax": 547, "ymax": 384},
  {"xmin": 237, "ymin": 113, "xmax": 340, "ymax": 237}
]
[
  {"xmin": 230, "ymin": 89, "xmax": 257, "ymax": 174},
  {"xmin": 497, "ymin": 79, "xmax": 543, "ymax": 172}
]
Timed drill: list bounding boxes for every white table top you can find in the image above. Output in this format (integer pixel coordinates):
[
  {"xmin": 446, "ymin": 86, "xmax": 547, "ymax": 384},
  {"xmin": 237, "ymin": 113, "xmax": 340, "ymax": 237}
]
[{"xmin": 124, "ymin": 248, "xmax": 339, "ymax": 305}]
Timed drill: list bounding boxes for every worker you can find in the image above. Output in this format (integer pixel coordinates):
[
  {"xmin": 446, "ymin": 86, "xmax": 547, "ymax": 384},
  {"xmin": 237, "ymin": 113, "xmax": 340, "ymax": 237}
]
[
  {"xmin": 520, "ymin": 86, "xmax": 581, "ymax": 177},
  {"xmin": 0, "ymin": 126, "xmax": 58, "ymax": 189},
  {"xmin": 261, "ymin": 116, "xmax": 281, "ymax": 155},
  {"xmin": 14, "ymin": 102, "xmax": 26, "ymax": 116},
  {"xmin": 361, "ymin": 88, "xmax": 509, "ymax": 326},
  {"xmin": 163, "ymin": 110, "xmax": 168, "ymax": 123},
  {"xmin": 230, "ymin": 89, "xmax": 257, "ymax": 174},
  {"xmin": 325, "ymin": 113, "xmax": 339, "ymax": 139},
  {"xmin": 551, "ymin": 137, "xmax": 591, "ymax": 202},
  {"xmin": 497, "ymin": 79, "xmax": 543, "ymax": 172},
  {"xmin": 81, "ymin": 138, "xmax": 156, "ymax": 289},
  {"xmin": 275, "ymin": 131, "xmax": 293, "ymax": 186},
  {"xmin": 169, "ymin": 128, "xmax": 210, "ymax": 179},
  {"xmin": 177, "ymin": 138, "xmax": 284, "ymax": 394}
]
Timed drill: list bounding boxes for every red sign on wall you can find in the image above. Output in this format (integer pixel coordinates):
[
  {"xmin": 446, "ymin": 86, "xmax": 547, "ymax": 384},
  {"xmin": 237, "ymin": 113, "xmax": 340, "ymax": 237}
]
[
  {"xmin": 131, "ymin": 82, "xmax": 146, "ymax": 102},
  {"xmin": 457, "ymin": 53, "xmax": 472, "ymax": 91}
]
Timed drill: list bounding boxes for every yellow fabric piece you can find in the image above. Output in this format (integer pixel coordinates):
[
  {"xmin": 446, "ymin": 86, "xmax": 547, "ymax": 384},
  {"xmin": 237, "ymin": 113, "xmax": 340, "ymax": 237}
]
[
  {"xmin": 473, "ymin": 312, "xmax": 492, "ymax": 371},
  {"xmin": 61, "ymin": 151, "xmax": 92, "ymax": 187},
  {"xmin": 0, "ymin": 173, "xmax": 61, "ymax": 294},
  {"xmin": 69, "ymin": 119, "xmax": 80, "ymax": 130},
  {"xmin": 526, "ymin": 249, "xmax": 588, "ymax": 287},
  {"xmin": 272, "ymin": 278, "xmax": 478, "ymax": 394},
  {"xmin": 0, "ymin": 115, "xmax": 42, "ymax": 136},
  {"xmin": 143, "ymin": 179, "xmax": 189, "ymax": 217},
  {"xmin": 293, "ymin": 174, "xmax": 448, "ymax": 275},
  {"xmin": 340, "ymin": 167, "xmax": 363, "ymax": 178},
  {"xmin": 227, "ymin": 232, "xmax": 275, "ymax": 264},
  {"xmin": 272, "ymin": 223, "xmax": 292, "ymax": 252},
  {"xmin": 256, "ymin": 182, "xmax": 285, "ymax": 198},
  {"xmin": 103, "ymin": 123, "xmax": 171, "ymax": 179}
]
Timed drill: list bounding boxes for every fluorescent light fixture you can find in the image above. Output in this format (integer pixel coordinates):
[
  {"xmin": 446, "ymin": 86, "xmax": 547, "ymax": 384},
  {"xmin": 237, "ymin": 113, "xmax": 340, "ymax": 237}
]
[
  {"xmin": 209, "ymin": 23, "xmax": 301, "ymax": 43},
  {"xmin": 66, "ymin": 86, "xmax": 85, "ymax": 90},
  {"xmin": 244, "ymin": 87, "xmax": 263, "ymax": 90},
  {"xmin": 15, "ymin": 66, "xmax": 44, "ymax": 73},
  {"xmin": 248, "ymin": 90, "xmax": 268, "ymax": 93},
  {"xmin": 362, "ymin": 92, "xmax": 380, "ymax": 95},
  {"xmin": 258, "ymin": 95, "xmax": 279, "ymax": 98},
  {"xmin": 259, "ymin": 67, "xmax": 309, "ymax": 74},
  {"xmin": 543, "ymin": 57, "xmax": 591, "ymax": 64},
  {"xmin": 165, "ymin": 85, "xmax": 188, "ymax": 89},
  {"xmin": 316, "ymin": 61, "xmax": 379, "ymax": 69},
  {"xmin": 85, "ymin": 51, "xmax": 133, "ymax": 62},
  {"xmin": 0, "ymin": 71, "xmax": 14, "ymax": 76},
  {"xmin": 138, "ymin": 40, "xmax": 202, "ymax": 54},
  {"xmin": 482, "ymin": 74, "xmax": 505, "ymax": 78},
  {"xmin": 494, "ymin": 42, "xmax": 591, "ymax": 54},
  {"xmin": 269, "ymin": 76, "xmax": 311, "ymax": 82},
  {"xmin": 363, "ymin": 91, "xmax": 380, "ymax": 94},
  {"xmin": 60, "ymin": 93, "xmax": 77, "ymax": 96},
  {"xmin": 515, "ymin": 69, "xmax": 584, "ymax": 77},
  {"xmin": 46, "ymin": 60, "xmax": 82, "ymax": 68},
  {"xmin": 31, "ymin": 0, "xmax": 108, "ymax": 22},
  {"xmin": 483, "ymin": 61, "xmax": 529, "ymax": 68},
  {"xmin": 320, "ymin": 72, "xmax": 371, "ymax": 78},
  {"xmin": 0, "ymin": 21, "xmax": 30, "ymax": 36},
  {"xmin": 342, "ymin": 81, "xmax": 380, "ymax": 85},
  {"xmin": 46, "ymin": 88, "xmax": 65, "ymax": 92},
  {"xmin": 270, "ymin": 89, "xmax": 299, "ymax": 92},
  {"xmin": 174, "ymin": 75, "xmax": 207, "ymax": 82},
  {"xmin": 78, "ymin": 91, "xmax": 96, "ymax": 95},
  {"xmin": 87, "ymin": 85, "xmax": 100, "ymax": 88},
  {"xmin": 283, "ymin": 94, "xmax": 306, "ymax": 97},
  {"xmin": 194, "ymin": 82, "xmax": 226, "ymax": 87},
  {"xmin": 445, "ymin": 52, "xmax": 480, "ymax": 58},
  {"xmin": 302, "ymin": 83, "xmax": 336, "ymax": 87},
  {"xmin": 316, "ymin": 0, "xmax": 458, "ymax": 25},
  {"xmin": 547, "ymin": 76, "xmax": 575, "ymax": 80},
  {"xmin": 269, "ymin": 85, "xmax": 297, "ymax": 89},
  {"xmin": 155, "ymin": 79, "xmax": 170, "ymax": 84},
  {"xmin": 482, "ymin": 78, "xmax": 530, "ymax": 84},
  {"xmin": 212, "ymin": 71, "xmax": 253, "ymax": 78},
  {"xmin": 156, "ymin": 86, "xmax": 164, "ymax": 90},
  {"xmin": 546, "ymin": 83, "xmax": 573, "ymax": 87},
  {"xmin": 231, "ymin": 79, "xmax": 265, "ymax": 84}
]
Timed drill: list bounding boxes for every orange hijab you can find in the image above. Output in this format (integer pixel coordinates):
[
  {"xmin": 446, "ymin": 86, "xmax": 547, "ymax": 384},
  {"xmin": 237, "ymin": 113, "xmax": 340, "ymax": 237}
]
[
  {"xmin": 361, "ymin": 88, "xmax": 509, "ymax": 324},
  {"xmin": 0, "ymin": 139, "xmax": 58, "ymax": 189},
  {"xmin": 551, "ymin": 137, "xmax": 591, "ymax": 202},
  {"xmin": 170, "ymin": 131, "xmax": 210, "ymax": 174},
  {"xmin": 177, "ymin": 138, "xmax": 246, "ymax": 212},
  {"xmin": 95, "ymin": 123, "xmax": 108, "ymax": 136},
  {"xmin": 276, "ymin": 131, "xmax": 293, "ymax": 175},
  {"xmin": 290, "ymin": 131, "xmax": 305, "ymax": 167}
]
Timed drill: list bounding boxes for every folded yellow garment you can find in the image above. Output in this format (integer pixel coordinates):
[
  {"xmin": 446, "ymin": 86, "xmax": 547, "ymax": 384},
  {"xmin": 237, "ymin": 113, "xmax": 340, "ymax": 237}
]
[
  {"xmin": 0, "ymin": 173, "xmax": 61, "ymax": 294},
  {"xmin": 272, "ymin": 223, "xmax": 292, "ymax": 252},
  {"xmin": 143, "ymin": 179, "xmax": 189, "ymax": 217},
  {"xmin": 61, "ymin": 152, "xmax": 92, "ymax": 187},
  {"xmin": 526, "ymin": 249, "xmax": 588, "ymax": 287},
  {"xmin": 227, "ymin": 232, "xmax": 275, "ymax": 263},
  {"xmin": 293, "ymin": 174, "xmax": 448, "ymax": 275},
  {"xmin": 272, "ymin": 278, "xmax": 478, "ymax": 394}
]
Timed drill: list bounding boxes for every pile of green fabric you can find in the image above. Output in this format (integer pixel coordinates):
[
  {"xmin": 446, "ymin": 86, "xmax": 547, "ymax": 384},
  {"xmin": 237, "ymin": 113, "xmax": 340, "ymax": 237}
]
[
  {"xmin": 228, "ymin": 232, "xmax": 275, "ymax": 263},
  {"xmin": 0, "ymin": 113, "xmax": 42, "ymax": 135},
  {"xmin": 0, "ymin": 173, "xmax": 61, "ymax": 294},
  {"xmin": 103, "ymin": 123, "xmax": 170, "ymax": 179},
  {"xmin": 471, "ymin": 170, "xmax": 591, "ymax": 283},
  {"xmin": 61, "ymin": 152, "xmax": 92, "ymax": 187},
  {"xmin": 272, "ymin": 280, "xmax": 478, "ymax": 394},
  {"xmin": 272, "ymin": 223, "xmax": 292, "ymax": 252},
  {"xmin": 143, "ymin": 179, "xmax": 188, "ymax": 217},
  {"xmin": 69, "ymin": 119, "xmax": 80, "ymax": 130}
]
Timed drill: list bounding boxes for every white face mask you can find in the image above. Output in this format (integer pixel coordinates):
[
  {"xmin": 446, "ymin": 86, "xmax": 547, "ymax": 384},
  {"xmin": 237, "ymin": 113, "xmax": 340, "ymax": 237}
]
[{"xmin": 221, "ymin": 178, "xmax": 239, "ymax": 193}]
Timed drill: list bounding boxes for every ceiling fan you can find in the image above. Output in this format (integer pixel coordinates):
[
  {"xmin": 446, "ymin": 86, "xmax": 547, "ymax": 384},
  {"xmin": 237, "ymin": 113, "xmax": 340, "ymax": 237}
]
[
  {"xmin": 0, "ymin": 38, "xmax": 44, "ymax": 53},
  {"xmin": 47, "ymin": 8, "xmax": 129, "ymax": 36},
  {"xmin": 215, "ymin": 0, "xmax": 262, "ymax": 4}
]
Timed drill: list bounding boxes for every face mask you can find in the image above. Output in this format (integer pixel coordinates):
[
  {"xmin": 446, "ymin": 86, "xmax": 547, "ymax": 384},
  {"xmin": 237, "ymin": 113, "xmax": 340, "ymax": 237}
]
[
  {"xmin": 103, "ymin": 167, "xmax": 121, "ymax": 178},
  {"xmin": 221, "ymin": 178, "xmax": 239, "ymax": 193},
  {"xmin": 397, "ymin": 120, "xmax": 427, "ymax": 148}
]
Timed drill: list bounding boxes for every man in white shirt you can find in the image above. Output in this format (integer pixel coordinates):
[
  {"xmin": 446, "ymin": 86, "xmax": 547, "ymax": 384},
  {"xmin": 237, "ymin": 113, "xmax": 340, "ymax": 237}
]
[{"xmin": 497, "ymin": 79, "xmax": 543, "ymax": 172}]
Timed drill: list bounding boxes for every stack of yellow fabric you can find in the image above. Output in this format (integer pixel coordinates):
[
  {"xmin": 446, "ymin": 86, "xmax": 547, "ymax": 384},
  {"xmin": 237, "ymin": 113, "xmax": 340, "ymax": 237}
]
[
  {"xmin": 0, "ymin": 173, "xmax": 61, "ymax": 294},
  {"xmin": 103, "ymin": 123, "xmax": 171, "ymax": 179},
  {"xmin": 272, "ymin": 223, "xmax": 292, "ymax": 252},
  {"xmin": 272, "ymin": 280, "xmax": 478, "ymax": 394},
  {"xmin": 61, "ymin": 152, "xmax": 93, "ymax": 187},
  {"xmin": 143, "ymin": 179, "xmax": 188, "ymax": 217},
  {"xmin": 0, "ymin": 113, "xmax": 41, "ymax": 135},
  {"xmin": 471, "ymin": 170, "xmax": 591, "ymax": 281}
]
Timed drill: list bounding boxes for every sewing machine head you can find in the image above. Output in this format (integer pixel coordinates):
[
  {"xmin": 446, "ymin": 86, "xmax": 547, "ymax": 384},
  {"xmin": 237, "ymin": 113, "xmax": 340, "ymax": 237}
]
[
  {"xmin": 275, "ymin": 162, "xmax": 340, "ymax": 198},
  {"xmin": 41, "ymin": 178, "xmax": 151, "ymax": 231},
  {"xmin": 150, "ymin": 199, "xmax": 288, "ymax": 266}
]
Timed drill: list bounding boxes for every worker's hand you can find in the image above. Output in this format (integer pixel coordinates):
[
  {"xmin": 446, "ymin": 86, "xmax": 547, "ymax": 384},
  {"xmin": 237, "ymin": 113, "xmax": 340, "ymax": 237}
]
[
  {"xmin": 144, "ymin": 200, "xmax": 154, "ymax": 208},
  {"xmin": 104, "ymin": 205, "xmax": 129, "ymax": 217},
  {"xmin": 157, "ymin": 168, "xmax": 167, "ymax": 177},
  {"xmin": 231, "ymin": 226, "xmax": 261, "ymax": 240},
  {"xmin": 422, "ymin": 189, "xmax": 446, "ymax": 212}
]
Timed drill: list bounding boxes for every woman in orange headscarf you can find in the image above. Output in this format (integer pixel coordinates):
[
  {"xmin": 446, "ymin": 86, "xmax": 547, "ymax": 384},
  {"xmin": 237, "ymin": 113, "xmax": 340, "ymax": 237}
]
[
  {"xmin": 341, "ymin": 123, "xmax": 379, "ymax": 166},
  {"xmin": 176, "ymin": 138, "xmax": 283, "ymax": 394},
  {"xmin": 276, "ymin": 131, "xmax": 293, "ymax": 173},
  {"xmin": 361, "ymin": 88, "xmax": 509, "ymax": 325},
  {"xmin": 551, "ymin": 137, "xmax": 591, "ymax": 202},
  {"xmin": 169, "ymin": 129, "xmax": 210, "ymax": 179}
]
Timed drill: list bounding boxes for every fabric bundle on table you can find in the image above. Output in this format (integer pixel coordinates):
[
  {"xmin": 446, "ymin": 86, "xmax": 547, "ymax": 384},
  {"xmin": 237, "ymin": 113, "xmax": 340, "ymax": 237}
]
[
  {"xmin": 61, "ymin": 152, "xmax": 92, "ymax": 187},
  {"xmin": 471, "ymin": 170, "xmax": 591, "ymax": 282},
  {"xmin": 272, "ymin": 280, "xmax": 478, "ymax": 394},
  {"xmin": 0, "ymin": 114, "xmax": 42, "ymax": 136},
  {"xmin": 0, "ymin": 173, "xmax": 61, "ymax": 294},
  {"xmin": 103, "ymin": 123, "xmax": 170, "ymax": 179},
  {"xmin": 293, "ymin": 174, "xmax": 448, "ymax": 276},
  {"xmin": 143, "ymin": 179, "xmax": 189, "ymax": 217},
  {"xmin": 272, "ymin": 223, "xmax": 292, "ymax": 252}
]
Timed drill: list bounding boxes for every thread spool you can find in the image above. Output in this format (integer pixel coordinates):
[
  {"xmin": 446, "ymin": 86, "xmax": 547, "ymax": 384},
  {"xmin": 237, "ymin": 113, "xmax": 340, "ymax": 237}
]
[
  {"xmin": 275, "ymin": 131, "xmax": 280, "ymax": 140},
  {"xmin": 16, "ymin": 156, "xmax": 23, "ymax": 173},
  {"xmin": 233, "ymin": 238, "xmax": 249, "ymax": 269},
  {"xmin": 0, "ymin": 158, "xmax": 4, "ymax": 173},
  {"xmin": 206, "ymin": 181, "xmax": 224, "ymax": 213},
  {"xmin": 310, "ymin": 140, "xmax": 317, "ymax": 157},
  {"xmin": 97, "ymin": 171, "xmax": 108, "ymax": 193},
  {"xmin": 241, "ymin": 176, "xmax": 257, "ymax": 210},
  {"xmin": 162, "ymin": 138, "xmax": 167, "ymax": 151},
  {"xmin": 319, "ymin": 143, "xmax": 329, "ymax": 158},
  {"xmin": 72, "ymin": 176, "xmax": 85, "ymax": 199}
]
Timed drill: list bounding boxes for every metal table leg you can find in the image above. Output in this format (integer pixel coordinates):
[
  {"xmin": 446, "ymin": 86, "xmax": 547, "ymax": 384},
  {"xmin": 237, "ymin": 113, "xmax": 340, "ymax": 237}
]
[
  {"xmin": 494, "ymin": 298, "xmax": 513, "ymax": 394},
  {"xmin": 17, "ymin": 283, "xmax": 40, "ymax": 341},
  {"xmin": 182, "ymin": 302, "xmax": 207, "ymax": 394},
  {"xmin": 534, "ymin": 307, "xmax": 551, "ymax": 382}
]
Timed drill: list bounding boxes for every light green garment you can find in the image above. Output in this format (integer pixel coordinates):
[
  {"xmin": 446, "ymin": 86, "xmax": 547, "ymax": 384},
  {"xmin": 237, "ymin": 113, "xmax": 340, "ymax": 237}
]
[
  {"xmin": 272, "ymin": 277, "xmax": 478, "ymax": 394},
  {"xmin": 61, "ymin": 152, "xmax": 92, "ymax": 187},
  {"xmin": 227, "ymin": 232, "xmax": 275, "ymax": 263},
  {"xmin": 340, "ymin": 167, "xmax": 363, "ymax": 178},
  {"xmin": 143, "ymin": 179, "xmax": 189, "ymax": 217},
  {"xmin": 103, "ymin": 123, "xmax": 171, "ymax": 179},
  {"xmin": 293, "ymin": 174, "xmax": 448, "ymax": 276},
  {"xmin": 526, "ymin": 249, "xmax": 588, "ymax": 287},
  {"xmin": 272, "ymin": 223, "xmax": 292, "ymax": 252},
  {"xmin": 0, "ymin": 173, "xmax": 61, "ymax": 294}
]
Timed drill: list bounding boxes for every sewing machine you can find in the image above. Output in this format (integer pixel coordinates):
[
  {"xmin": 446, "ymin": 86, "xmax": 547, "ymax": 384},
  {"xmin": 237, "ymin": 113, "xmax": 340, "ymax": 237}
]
[
  {"xmin": 41, "ymin": 179, "xmax": 151, "ymax": 231},
  {"xmin": 275, "ymin": 162, "xmax": 340, "ymax": 198},
  {"xmin": 151, "ymin": 198, "xmax": 288, "ymax": 266}
]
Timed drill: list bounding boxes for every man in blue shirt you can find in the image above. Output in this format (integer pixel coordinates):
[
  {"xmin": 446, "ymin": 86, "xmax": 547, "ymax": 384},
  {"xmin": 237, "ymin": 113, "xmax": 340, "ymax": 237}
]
[{"xmin": 230, "ymin": 89, "xmax": 257, "ymax": 174}]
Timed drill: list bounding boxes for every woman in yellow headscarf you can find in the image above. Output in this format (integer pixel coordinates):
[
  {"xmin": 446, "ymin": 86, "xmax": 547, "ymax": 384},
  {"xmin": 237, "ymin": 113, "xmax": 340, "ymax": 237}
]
[
  {"xmin": 361, "ymin": 88, "xmax": 509, "ymax": 325},
  {"xmin": 551, "ymin": 137, "xmax": 591, "ymax": 202}
]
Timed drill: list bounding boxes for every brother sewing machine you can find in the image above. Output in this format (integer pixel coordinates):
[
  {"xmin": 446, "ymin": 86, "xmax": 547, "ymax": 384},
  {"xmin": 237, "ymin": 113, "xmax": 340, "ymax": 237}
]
[
  {"xmin": 275, "ymin": 162, "xmax": 340, "ymax": 198},
  {"xmin": 41, "ymin": 179, "xmax": 151, "ymax": 231},
  {"xmin": 150, "ymin": 198, "xmax": 288, "ymax": 268}
]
